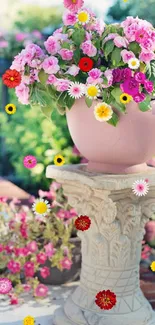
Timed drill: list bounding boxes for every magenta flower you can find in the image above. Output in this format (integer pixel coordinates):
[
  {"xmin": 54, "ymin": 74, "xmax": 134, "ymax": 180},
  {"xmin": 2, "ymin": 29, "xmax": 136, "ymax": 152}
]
[
  {"xmin": 0, "ymin": 278, "xmax": 12, "ymax": 294},
  {"xmin": 134, "ymin": 72, "xmax": 146, "ymax": 84},
  {"xmin": 24, "ymin": 261, "xmax": 35, "ymax": 278},
  {"xmin": 59, "ymin": 49, "xmax": 74, "ymax": 61},
  {"xmin": 120, "ymin": 77, "xmax": 139, "ymax": 96},
  {"xmin": 44, "ymin": 243, "xmax": 55, "ymax": 258},
  {"xmin": 133, "ymin": 93, "xmax": 146, "ymax": 103},
  {"xmin": 27, "ymin": 241, "xmax": 38, "ymax": 253},
  {"xmin": 56, "ymin": 209, "xmax": 68, "ymax": 219},
  {"xmin": 121, "ymin": 68, "xmax": 132, "ymax": 81},
  {"xmin": 60, "ymin": 257, "xmax": 72, "ymax": 270},
  {"xmin": 144, "ymin": 80, "xmax": 154, "ymax": 94},
  {"xmin": 44, "ymin": 36, "xmax": 61, "ymax": 55},
  {"xmin": 15, "ymin": 32, "xmax": 27, "ymax": 42},
  {"xmin": 63, "ymin": 0, "xmax": 84, "ymax": 12},
  {"xmin": 135, "ymin": 29, "xmax": 148, "ymax": 44},
  {"xmin": 0, "ymin": 197, "xmax": 8, "ymax": 203},
  {"xmin": 112, "ymin": 69, "xmax": 122, "ymax": 83},
  {"xmin": 34, "ymin": 284, "xmax": 48, "ymax": 298},
  {"xmin": 10, "ymin": 294, "xmax": 19, "ymax": 305},
  {"xmin": 90, "ymin": 18, "xmax": 105, "ymax": 36},
  {"xmin": 37, "ymin": 253, "xmax": 47, "ymax": 265},
  {"xmin": 23, "ymin": 155, "xmax": 37, "ymax": 169},
  {"xmin": 7, "ymin": 260, "xmax": 21, "ymax": 274},
  {"xmin": 23, "ymin": 284, "xmax": 31, "ymax": 292},
  {"xmin": 20, "ymin": 223, "xmax": 28, "ymax": 239},
  {"xmin": 40, "ymin": 267, "xmax": 50, "ymax": 279}
]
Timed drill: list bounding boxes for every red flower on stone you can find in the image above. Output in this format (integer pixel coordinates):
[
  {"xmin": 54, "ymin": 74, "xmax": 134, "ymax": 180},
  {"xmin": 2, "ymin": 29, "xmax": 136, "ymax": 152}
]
[
  {"xmin": 2, "ymin": 69, "xmax": 21, "ymax": 88},
  {"xmin": 75, "ymin": 215, "xmax": 91, "ymax": 231},
  {"xmin": 95, "ymin": 290, "xmax": 117, "ymax": 310},
  {"xmin": 78, "ymin": 57, "xmax": 94, "ymax": 72}
]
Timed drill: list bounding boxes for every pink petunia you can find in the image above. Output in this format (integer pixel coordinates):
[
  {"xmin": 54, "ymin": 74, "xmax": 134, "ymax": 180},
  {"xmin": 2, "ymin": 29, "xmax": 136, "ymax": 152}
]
[
  {"xmin": 23, "ymin": 155, "xmax": 37, "ymax": 169},
  {"xmin": 55, "ymin": 79, "xmax": 71, "ymax": 92},
  {"xmin": 37, "ymin": 253, "xmax": 47, "ymax": 265},
  {"xmin": 23, "ymin": 284, "xmax": 31, "ymax": 292},
  {"xmin": 87, "ymin": 68, "xmax": 103, "ymax": 84},
  {"xmin": 114, "ymin": 36, "xmax": 129, "ymax": 48},
  {"xmin": 59, "ymin": 48, "xmax": 74, "ymax": 61},
  {"xmin": 121, "ymin": 49, "xmax": 135, "ymax": 63},
  {"xmin": 47, "ymin": 74, "xmax": 57, "ymax": 85},
  {"xmin": 81, "ymin": 40, "xmax": 97, "ymax": 57},
  {"xmin": 60, "ymin": 257, "xmax": 72, "ymax": 270},
  {"xmin": 144, "ymin": 80, "xmax": 154, "ymax": 94},
  {"xmin": 120, "ymin": 77, "xmax": 139, "ymax": 96},
  {"xmin": 90, "ymin": 18, "xmax": 105, "ymax": 36},
  {"xmin": 34, "ymin": 284, "xmax": 48, "ymax": 298},
  {"xmin": 63, "ymin": 0, "xmax": 84, "ymax": 12},
  {"xmin": 0, "ymin": 278, "xmax": 12, "ymax": 294},
  {"xmin": 27, "ymin": 241, "xmax": 38, "ymax": 253},
  {"xmin": 139, "ymin": 50, "xmax": 155, "ymax": 63},
  {"xmin": 133, "ymin": 93, "xmax": 146, "ymax": 103},
  {"xmin": 44, "ymin": 36, "xmax": 61, "ymax": 55},
  {"xmin": 102, "ymin": 70, "xmax": 113, "ymax": 89},
  {"xmin": 44, "ymin": 243, "xmax": 55, "ymax": 258},
  {"xmin": 63, "ymin": 11, "xmax": 77, "ymax": 25},
  {"xmin": 15, "ymin": 83, "xmax": 30, "ymax": 105},
  {"xmin": 24, "ymin": 261, "xmax": 35, "ymax": 278},
  {"xmin": 40, "ymin": 267, "xmax": 50, "ymax": 279},
  {"xmin": 7, "ymin": 260, "xmax": 21, "ymax": 274},
  {"xmin": 42, "ymin": 56, "xmax": 60, "ymax": 74},
  {"xmin": 66, "ymin": 65, "xmax": 80, "ymax": 76}
]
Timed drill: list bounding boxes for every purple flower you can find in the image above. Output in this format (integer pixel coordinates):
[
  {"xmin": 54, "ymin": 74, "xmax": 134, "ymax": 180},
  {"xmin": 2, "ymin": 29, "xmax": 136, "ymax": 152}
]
[
  {"xmin": 134, "ymin": 72, "xmax": 146, "ymax": 84},
  {"xmin": 120, "ymin": 77, "xmax": 139, "ymax": 96},
  {"xmin": 112, "ymin": 69, "xmax": 122, "ymax": 83},
  {"xmin": 121, "ymin": 68, "xmax": 132, "ymax": 81},
  {"xmin": 144, "ymin": 80, "xmax": 154, "ymax": 94},
  {"xmin": 133, "ymin": 93, "xmax": 146, "ymax": 103}
]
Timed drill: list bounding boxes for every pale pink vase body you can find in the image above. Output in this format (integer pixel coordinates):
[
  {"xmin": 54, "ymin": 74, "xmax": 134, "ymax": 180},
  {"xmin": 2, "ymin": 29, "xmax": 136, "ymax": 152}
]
[{"xmin": 66, "ymin": 98, "xmax": 155, "ymax": 174}]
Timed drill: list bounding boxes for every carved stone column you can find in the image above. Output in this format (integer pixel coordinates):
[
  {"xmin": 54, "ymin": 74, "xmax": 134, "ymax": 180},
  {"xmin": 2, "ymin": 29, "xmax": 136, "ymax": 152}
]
[{"xmin": 46, "ymin": 164, "xmax": 155, "ymax": 325}]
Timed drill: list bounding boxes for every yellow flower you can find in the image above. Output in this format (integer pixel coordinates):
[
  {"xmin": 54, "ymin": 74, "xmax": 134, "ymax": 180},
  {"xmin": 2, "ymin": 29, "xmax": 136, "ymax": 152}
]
[
  {"xmin": 32, "ymin": 198, "xmax": 50, "ymax": 216},
  {"xmin": 5, "ymin": 103, "xmax": 16, "ymax": 115},
  {"xmin": 54, "ymin": 154, "xmax": 65, "ymax": 166},
  {"xmin": 77, "ymin": 10, "xmax": 90, "ymax": 25},
  {"xmin": 23, "ymin": 315, "xmax": 35, "ymax": 325},
  {"xmin": 120, "ymin": 93, "xmax": 132, "ymax": 104},
  {"xmin": 150, "ymin": 261, "xmax": 155, "ymax": 272},
  {"xmin": 86, "ymin": 85, "xmax": 100, "ymax": 99},
  {"xmin": 94, "ymin": 102, "xmax": 113, "ymax": 122}
]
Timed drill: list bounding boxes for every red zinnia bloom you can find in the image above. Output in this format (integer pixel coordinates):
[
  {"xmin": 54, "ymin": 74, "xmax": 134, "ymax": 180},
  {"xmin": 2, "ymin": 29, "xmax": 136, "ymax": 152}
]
[
  {"xmin": 95, "ymin": 290, "xmax": 117, "ymax": 310},
  {"xmin": 2, "ymin": 69, "xmax": 21, "ymax": 88},
  {"xmin": 75, "ymin": 215, "xmax": 91, "ymax": 231},
  {"xmin": 78, "ymin": 57, "xmax": 94, "ymax": 72}
]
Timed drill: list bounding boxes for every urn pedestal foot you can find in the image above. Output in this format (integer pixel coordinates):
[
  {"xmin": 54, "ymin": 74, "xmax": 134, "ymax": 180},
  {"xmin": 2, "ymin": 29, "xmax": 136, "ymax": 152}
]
[{"xmin": 46, "ymin": 164, "xmax": 155, "ymax": 325}]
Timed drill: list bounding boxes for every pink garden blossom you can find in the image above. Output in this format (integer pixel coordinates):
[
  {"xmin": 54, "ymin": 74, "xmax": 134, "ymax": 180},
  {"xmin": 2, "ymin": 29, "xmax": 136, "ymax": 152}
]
[
  {"xmin": 0, "ymin": 41, "xmax": 8, "ymax": 48},
  {"xmin": 135, "ymin": 28, "xmax": 148, "ymax": 44},
  {"xmin": 32, "ymin": 30, "xmax": 42, "ymax": 39},
  {"xmin": 23, "ymin": 155, "xmax": 37, "ymax": 169},
  {"xmin": 102, "ymin": 33, "xmax": 117, "ymax": 45},
  {"xmin": 59, "ymin": 48, "xmax": 74, "ymax": 61},
  {"xmin": 42, "ymin": 56, "xmax": 60, "ymax": 74},
  {"xmin": 55, "ymin": 79, "xmax": 71, "ymax": 92},
  {"xmin": 37, "ymin": 253, "xmax": 47, "ymax": 265},
  {"xmin": 145, "ymin": 221, "xmax": 155, "ymax": 242},
  {"xmin": 20, "ymin": 223, "xmax": 28, "ymax": 239},
  {"xmin": 133, "ymin": 93, "xmax": 146, "ymax": 103},
  {"xmin": 15, "ymin": 33, "xmax": 28, "ymax": 42},
  {"xmin": 10, "ymin": 294, "xmax": 19, "ymax": 305},
  {"xmin": 56, "ymin": 209, "xmax": 69, "ymax": 219},
  {"xmin": 14, "ymin": 247, "xmax": 29, "ymax": 257},
  {"xmin": 81, "ymin": 40, "xmax": 97, "ymax": 57},
  {"xmin": 114, "ymin": 36, "xmax": 129, "ymax": 48},
  {"xmin": 63, "ymin": 0, "xmax": 84, "ymax": 12},
  {"xmin": 134, "ymin": 72, "xmax": 146, "ymax": 84},
  {"xmin": 87, "ymin": 68, "xmax": 103, "ymax": 84},
  {"xmin": 7, "ymin": 260, "xmax": 21, "ymax": 274},
  {"xmin": 47, "ymin": 74, "xmax": 57, "ymax": 85},
  {"xmin": 102, "ymin": 70, "xmax": 113, "ymax": 88},
  {"xmin": 120, "ymin": 77, "xmax": 139, "ymax": 96},
  {"xmin": 63, "ymin": 11, "xmax": 77, "ymax": 25},
  {"xmin": 0, "ymin": 278, "xmax": 12, "ymax": 294},
  {"xmin": 60, "ymin": 257, "xmax": 72, "ymax": 270},
  {"xmin": 121, "ymin": 49, "xmax": 135, "ymax": 63},
  {"xmin": 139, "ymin": 50, "xmax": 155, "ymax": 63},
  {"xmin": 27, "ymin": 241, "xmax": 38, "ymax": 253},
  {"xmin": 15, "ymin": 83, "xmax": 30, "ymax": 105},
  {"xmin": 0, "ymin": 197, "xmax": 7, "ymax": 203},
  {"xmin": 23, "ymin": 284, "xmax": 31, "ymax": 292},
  {"xmin": 90, "ymin": 18, "xmax": 105, "ymax": 36},
  {"xmin": 5, "ymin": 244, "xmax": 14, "ymax": 254},
  {"xmin": 44, "ymin": 36, "xmax": 61, "ymax": 55},
  {"xmin": 66, "ymin": 65, "xmax": 80, "ymax": 76},
  {"xmin": 34, "ymin": 284, "xmax": 48, "ymax": 298},
  {"xmin": 40, "ymin": 267, "xmax": 50, "ymax": 279},
  {"xmin": 50, "ymin": 182, "xmax": 61, "ymax": 191},
  {"xmin": 24, "ymin": 261, "xmax": 35, "ymax": 278},
  {"xmin": 142, "ymin": 38, "xmax": 154, "ymax": 51},
  {"xmin": 144, "ymin": 80, "xmax": 154, "ymax": 94},
  {"xmin": 44, "ymin": 243, "xmax": 55, "ymax": 258}
]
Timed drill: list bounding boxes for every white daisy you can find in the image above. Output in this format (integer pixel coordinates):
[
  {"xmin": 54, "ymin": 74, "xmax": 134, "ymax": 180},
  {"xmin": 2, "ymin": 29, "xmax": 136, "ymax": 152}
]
[
  {"xmin": 128, "ymin": 58, "xmax": 140, "ymax": 70},
  {"xmin": 77, "ymin": 10, "xmax": 90, "ymax": 25},
  {"xmin": 68, "ymin": 82, "xmax": 85, "ymax": 99},
  {"xmin": 132, "ymin": 179, "xmax": 149, "ymax": 197},
  {"xmin": 86, "ymin": 85, "xmax": 100, "ymax": 99},
  {"xmin": 32, "ymin": 198, "xmax": 51, "ymax": 216}
]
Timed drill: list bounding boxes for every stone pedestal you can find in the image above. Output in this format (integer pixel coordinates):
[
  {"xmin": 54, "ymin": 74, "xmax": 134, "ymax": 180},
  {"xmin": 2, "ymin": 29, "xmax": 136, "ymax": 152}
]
[{"xmin": 46, "ymin": 164, "xmax": 155, "ymax": 325}]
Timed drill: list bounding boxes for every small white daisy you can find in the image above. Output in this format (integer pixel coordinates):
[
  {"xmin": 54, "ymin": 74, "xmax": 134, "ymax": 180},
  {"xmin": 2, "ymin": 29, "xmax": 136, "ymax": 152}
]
[
  {"xmin": 128, "ymin": 58, "xmax": 140, "ymax": 70},
  {"xmin": 85, "ymin": 85, "xmax": 100, "ymax": 99},
  {"xmin": 77, "ymin": 10, "xmax": 90, "ymax": 25},
  {"xmin": 132, "ymin": 179, "xmax": 149, "ymax": 197},
  {"xmin": 32, "ymin": 198, "xmax": 51, "ymax": 216},
  {"xmin": 68, "ymin": 82, "xmax": 85, "ymax": 99}
]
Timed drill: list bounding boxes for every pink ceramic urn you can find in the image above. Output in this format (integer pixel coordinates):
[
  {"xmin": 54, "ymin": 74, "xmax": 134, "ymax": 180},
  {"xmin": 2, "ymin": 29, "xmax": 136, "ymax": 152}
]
[{"xmin": 66, "ymin": 98, "xmax": 155, "ymax": 174}]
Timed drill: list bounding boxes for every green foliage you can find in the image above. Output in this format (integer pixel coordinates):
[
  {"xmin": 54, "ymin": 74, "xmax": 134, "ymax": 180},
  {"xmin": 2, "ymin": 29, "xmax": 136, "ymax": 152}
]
[
  {"xmin": 128, "ymin": 42, "xmax": 141, "ymax": 55},
  {"xmin": 111, "ymin": 47, "xmax": 122, "ymax": 67},
  {"xmin": 103, "ymin": 40, "xmax": 115, "ymax": 59},
  {"xmin": 139, "ymin": 95, "xmax": 152, "ymax": 112},
  {"xmin": 111, "ymin": 87, "xmax": 126, "ymax": 113},
  {"xmin": 107, "ymin": 112, "xmax": 119, "ymax": 127},
  {"xmin": 71, "ymin": 29, "xmax": 85, "ymax": 46},
  {"xmin": 85, "ymin": 97, "xmax": 93, "ymax": 108},
  {"xmin": 146, "ymin": 61, "xmax": 155, "ymax": 82}
]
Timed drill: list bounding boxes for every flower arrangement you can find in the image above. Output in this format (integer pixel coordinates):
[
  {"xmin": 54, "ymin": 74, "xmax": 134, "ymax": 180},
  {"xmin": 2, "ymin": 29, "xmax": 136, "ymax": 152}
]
[
  {"xmin": 0, "ymin": 30, "xmax": 43, "ymax": 60},
  {"xmin": 5, "ymin": 0, "xmax": 155, "ymax": 126},
  {"xmin": 0, "ymin": 182, "xmax": 77, "ymax": 304}
]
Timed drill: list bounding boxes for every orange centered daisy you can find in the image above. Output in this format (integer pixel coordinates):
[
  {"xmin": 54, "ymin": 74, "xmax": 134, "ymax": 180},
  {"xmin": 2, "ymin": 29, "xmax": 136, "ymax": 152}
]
[
  {"xmin": 75, "ymin": 215, "xmax": 91, "ymax": 231},
  {"xmin": 95, "ymin": 290, "xmax": 117, "ymax": 310}
]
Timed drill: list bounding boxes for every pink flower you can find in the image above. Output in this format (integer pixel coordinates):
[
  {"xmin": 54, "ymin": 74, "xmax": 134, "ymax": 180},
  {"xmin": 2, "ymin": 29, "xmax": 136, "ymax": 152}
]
[
  {"xmin": 23, "ymin": 155, "xmax": 37, "ymax": 169},
  {"xmin": 63, "ymin": 11, "xmax": 77, "ymax": 25},
  {"xmin": 23, "ymin": 284, "xmax": 31, "ymax": 292},
  {"xmin": 59, "ymin": 48, "xmax": 74, "ymax": 61},
  {"xmin": 63, "ymin": 0, "xmax": 84, "ymax": 12},
  {"xmin": 121, "ymin": 49, "xmax": 135, "ymax": 63},
  {"xmin": 124, "ymin": 23, "xmax": 138, "ymax": 42},
  {"xmin": 133, "ymin": 93, "xmax": 146, "ymax": 103},
  {"xmin": 144, "ymin": 80, "xmax": 154, "ymax": 94},
  {"xmin": 24, "ymin": 261, "xmax": 35, "ymax": 278},
  {"xmin": 50, "ymin": 182, "xmax": 61, "ymax": 191},
  {"xmin": 114, "ymin": 36, "xmax": 129, "ymax": 48},
  {"xmin": 56, "ymin": 209, "xmax": 68, "ymax": 219},
  {"xmin": 139, "ymin": 50, "xmax": 155, "ymax": 63},
  {"xmin": 69, "ymin": 208, "xmax": 78, "ymax": 218},
  {"xmin": 44, "ymin": 36, "xmax": 61, "ymax": 55},
  {"xmin": 47, "ymin": 74, "xmax": 57, "ymax": 85},
  {"xmin": 20, "ymin": 223, "xmax": 28, "ymax": 239},
  {"xmin": 0, "ymin": 41, "xmax": 8, "ymax": 48},
  {"xmin": 55, "ymin": 79, "xmax": 70, "ymax": 92},
  {"xmin": 42, "ymin": 56, "xmax": 60, "ymax": 74},
  {"xmin": 40, "ymin": 266, "xmax": 50, "ymax": 279},
  {"xmin": 135, "ymin": 29, "xmax": 148, "ymax": 44},
  {"xmin": 25, "ymin": 43, "xmax": 44, "ymax": 58},
  {"xmin": 81, "ymin": 41, "xmax": 97, "ymax": 57},
  {"xmin": 27, "ymin": 241, "xmax": 38, "ymax": 253},
  {"xmin": 34, "ymin": 284, "xmax": 48, "ymax": 298},
  {"xmin": 102, "ymin": 70, "xmax": 113, "ymax": 88},
  {"xmin": 11, "ymin": 53, "xmax": 25, "ymax": 72},
  {"xmin": 66, "ymin": 65, "xmax": 80, "ymax": 76},
  {"xmin": 90, "ymin": 18, "xmax": 105, "ymax": 36},
  {"xmin": 10, "ymin": 294, "xmax": 19, "ymax": 305},
  {"xmin": 142, "ymin": 38, "xmax": 154, "ymax": 51},
  {"xmin": 0, "ymin": 197, "xmax": 8, "ymax": 203},
  {"xmin": 44, "ymin": 243, "xmax": 55, "ymax": 258},
  {"xmin": 60, "ymin": 257, "xmax": 72, "ymax": 270},
  {"xmin": 120, "ymin": 77, "xmax": 139, "ymax": 96},
  {"xmin": 0, "ymin": 278, "xmax": 12, "ymax": 294},
  {"xmin": 145, "ymin": 221, "xmax": 155, "ymax": 242},
  {"xmin": 7, "ymin": 260, "xmax": 21, "ymax": 274},
  {"xmin": 87, "ymin": 68, "xmax": 103, "ymax": 84},
  {"xmin": 5, "ymin": 244, "xmax": 14, "ymax": 254},
  {"xmin": 14, "ymin": 247, "xmax": 29, "ymax": 257},
  {"xmin": 141, "ymin": 244, "xmax": 152, "ymax": 259},
  {"xmin": 37, "ymin": 253, "xmax": 47, "ymax": 265},
  {"xmin": 15, "ymin": 83, "xmax": 30, "ymax": 105},
  {"xmin": 134, "ymin": 72, "xmax": 146, "ymax": 84},
  {"xmin": 15, "ymin": 33, "xmax": 27, "ymax": 42},
  {"xmin": 102, "ymin": 33, "xmax": 118, "ymax": 45}
]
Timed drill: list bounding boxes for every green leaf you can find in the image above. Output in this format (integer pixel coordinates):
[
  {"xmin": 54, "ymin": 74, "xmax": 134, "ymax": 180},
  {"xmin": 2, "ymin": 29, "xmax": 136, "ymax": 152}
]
[
  {"xmin": 72, "ymin": 29, "xmax": 85, "ymax": 46},
  {"xmin": 111, "ymin": 47, "xmax": 122, "ymax": 66},
  {"xmin": 128, "ymin": 42, "xmax": 141, "ymax": 55},
  {"xmin": 73, "ymin": 48, "xmax": 81, "ymax": 65},
  {"xmin": 139, "ymin": 96, "xmax": 151, "ymax": 112},
  {"xmin": 65, "ymin": 94, "xmax": 75, "ymax": 109},
  {"xmin": 104, "ymin": 40, "xmax": 115, "ymax": 58},
  {"xmin": 146, "ymin": 60, "xmax": 155, "ymax": 81},
  {"xmin": 107, "ymin": 112, "xmax": 119, "ymax": 127},
  {"xmin": 111, "ymin": 100, "xmax": 126, "ymax": 113},
  {"xmin": 61, "ymin": 42, "xmax": 70, "ymax": 49},
  {"xmin": 57, "ymin": 91, "xmax": 68, "ymax": 107},
  {"xmin": 94, "ymin": 39, "xmax": 100, "ymax": 49},
  {"xmin": 111, "ymin": 87, "xmax": 122, "ymax": 104},
  {"xmin": 56, "ymin": 105, "xmax": 66, "ymax": 115},
  {"xmin": 85, "ymin": 96, "xmax": 93, "ymax": 107},
  {"xmin": 40, "ymin": 105, "xmax": 53, "ymax": 119},
  {"xmin": 38, "ymin": 69, "xmax": 48, "ymax": 85}
]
